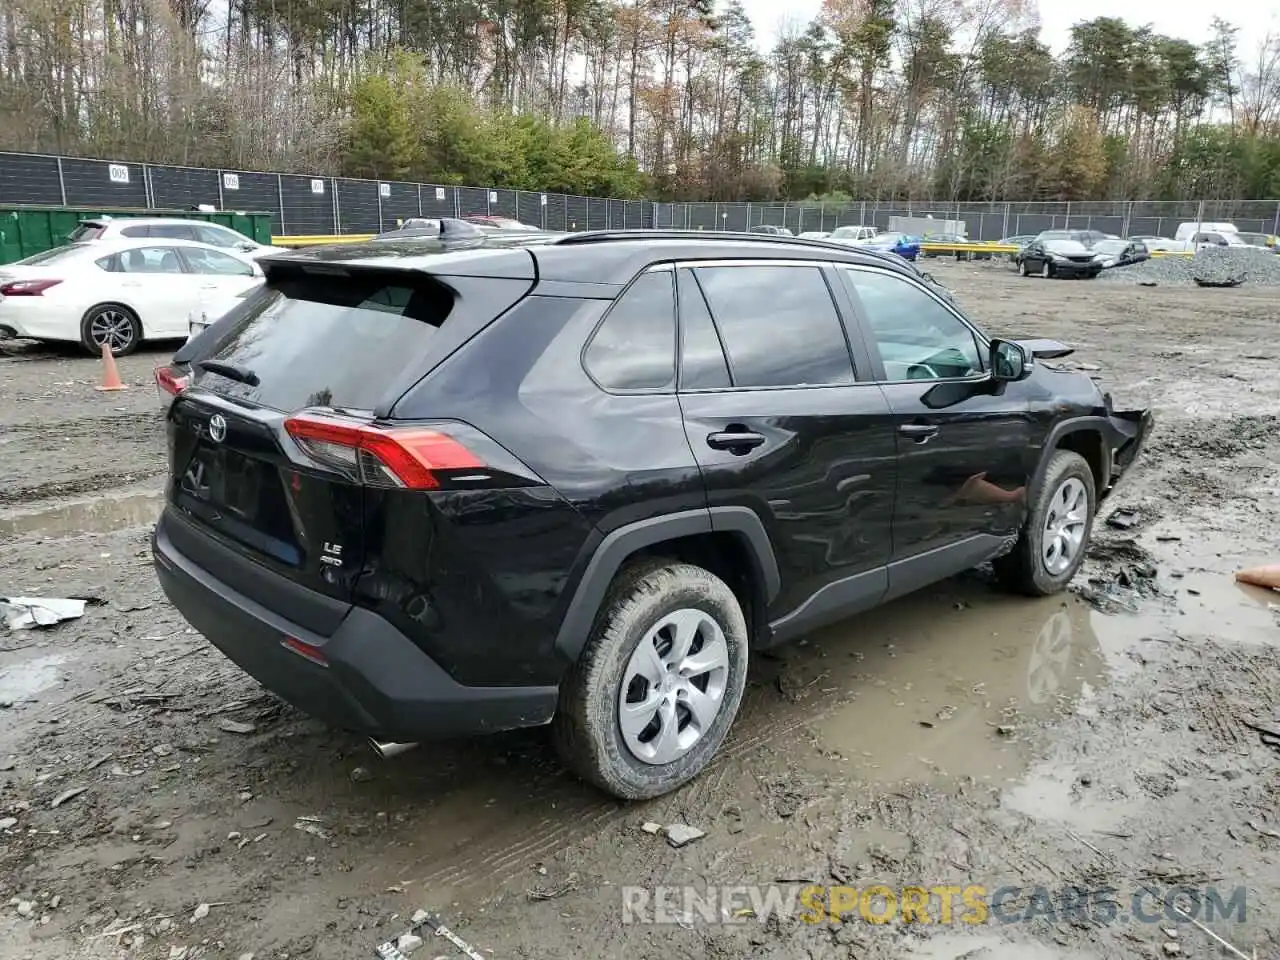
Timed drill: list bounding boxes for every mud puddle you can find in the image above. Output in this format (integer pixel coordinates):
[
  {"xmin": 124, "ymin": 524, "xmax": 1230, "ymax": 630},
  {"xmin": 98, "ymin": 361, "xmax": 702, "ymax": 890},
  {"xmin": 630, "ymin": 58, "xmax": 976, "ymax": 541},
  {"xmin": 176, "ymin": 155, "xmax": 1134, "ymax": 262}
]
[
  {"xmin": 762, "ymin": 584, "xmax": 1109, "ymax": 790},
  {"xmin": 0, "ymin": 652, "xmax": 69, "ymax": 705},
  {"xmin": 0, "ymin": 488, "xmax": 163, "ymax": 538}
]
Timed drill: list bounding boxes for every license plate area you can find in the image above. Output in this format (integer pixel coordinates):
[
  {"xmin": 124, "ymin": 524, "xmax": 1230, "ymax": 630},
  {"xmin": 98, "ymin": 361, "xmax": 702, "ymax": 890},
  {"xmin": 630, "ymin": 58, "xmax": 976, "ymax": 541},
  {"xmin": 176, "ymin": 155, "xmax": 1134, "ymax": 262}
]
[{"xmin": 180, "ymin": 443, "xmax": 264, "ymax": 521}]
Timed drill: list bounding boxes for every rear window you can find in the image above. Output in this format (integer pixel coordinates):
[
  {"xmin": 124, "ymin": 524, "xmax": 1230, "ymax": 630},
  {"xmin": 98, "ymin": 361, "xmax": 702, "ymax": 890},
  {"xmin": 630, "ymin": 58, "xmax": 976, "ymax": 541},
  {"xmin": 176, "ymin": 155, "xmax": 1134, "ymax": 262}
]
[
  {"xmin": 16, "ymin": 245, "xmax": 90, "ymax": 266},
  {"xmin": 195, "ymin": 273, "xmax": 452, "ymax": 411},
  {"xmin": 68, "ymin": 224, "xmax": 106, "ymax": 242}
]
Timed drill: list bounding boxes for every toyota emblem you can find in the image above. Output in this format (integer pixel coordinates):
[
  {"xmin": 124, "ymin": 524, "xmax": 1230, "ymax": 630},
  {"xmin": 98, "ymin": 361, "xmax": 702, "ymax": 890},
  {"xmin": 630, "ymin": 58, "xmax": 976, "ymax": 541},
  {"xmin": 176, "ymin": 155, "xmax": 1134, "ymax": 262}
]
[{"xmin": 208, "ymin": 414, "xmax": 227, "ymax": 444}]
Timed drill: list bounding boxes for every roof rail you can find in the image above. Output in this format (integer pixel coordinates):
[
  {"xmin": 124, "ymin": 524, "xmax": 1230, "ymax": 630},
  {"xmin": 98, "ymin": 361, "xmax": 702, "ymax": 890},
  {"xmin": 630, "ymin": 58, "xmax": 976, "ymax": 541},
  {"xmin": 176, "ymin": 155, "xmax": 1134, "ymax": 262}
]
[{"xmin": 550, "ymin": 229, "xmax": 854, "ymax": 252}]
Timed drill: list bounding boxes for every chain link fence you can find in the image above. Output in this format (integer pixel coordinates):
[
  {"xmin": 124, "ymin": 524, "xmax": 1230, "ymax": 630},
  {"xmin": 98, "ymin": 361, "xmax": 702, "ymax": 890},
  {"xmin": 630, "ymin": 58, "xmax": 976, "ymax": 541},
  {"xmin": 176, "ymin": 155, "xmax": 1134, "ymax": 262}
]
[{"xmin": 4, "ymin": 151, "xmax": 1280, "ymax": 241}]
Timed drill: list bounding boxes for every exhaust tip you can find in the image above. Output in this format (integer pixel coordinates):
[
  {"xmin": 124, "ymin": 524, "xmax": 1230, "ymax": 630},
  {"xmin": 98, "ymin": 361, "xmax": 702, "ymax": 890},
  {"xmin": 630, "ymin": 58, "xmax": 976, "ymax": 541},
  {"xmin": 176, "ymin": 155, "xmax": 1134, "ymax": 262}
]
[{"xmin": 369, "ymin": 739, "xmax": 419, "ymax": 760}]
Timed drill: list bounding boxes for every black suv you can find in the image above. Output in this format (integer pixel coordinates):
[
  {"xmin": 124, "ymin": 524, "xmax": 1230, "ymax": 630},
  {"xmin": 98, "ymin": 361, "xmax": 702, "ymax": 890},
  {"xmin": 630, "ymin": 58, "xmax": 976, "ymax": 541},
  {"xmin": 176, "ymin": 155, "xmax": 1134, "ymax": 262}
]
[{"xmin": 152, "ymin": 231, "xmax": 1151, "ymax": 800}]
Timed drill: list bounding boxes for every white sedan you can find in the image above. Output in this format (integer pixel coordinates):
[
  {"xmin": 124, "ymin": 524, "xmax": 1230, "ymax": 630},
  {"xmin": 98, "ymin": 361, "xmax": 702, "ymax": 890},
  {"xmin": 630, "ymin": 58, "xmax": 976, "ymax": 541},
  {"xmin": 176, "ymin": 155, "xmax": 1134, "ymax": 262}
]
[{"xmin": 0, "ymin": 239, "xmax": 263, "ymax": 356}]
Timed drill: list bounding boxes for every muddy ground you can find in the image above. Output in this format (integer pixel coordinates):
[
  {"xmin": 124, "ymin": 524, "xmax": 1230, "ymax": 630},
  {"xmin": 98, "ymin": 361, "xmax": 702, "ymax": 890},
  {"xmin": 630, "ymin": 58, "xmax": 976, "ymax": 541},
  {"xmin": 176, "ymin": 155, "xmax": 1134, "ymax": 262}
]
[{"xmin": 1, "ymin": 260, "xmax": 1278, "ymax": 960}]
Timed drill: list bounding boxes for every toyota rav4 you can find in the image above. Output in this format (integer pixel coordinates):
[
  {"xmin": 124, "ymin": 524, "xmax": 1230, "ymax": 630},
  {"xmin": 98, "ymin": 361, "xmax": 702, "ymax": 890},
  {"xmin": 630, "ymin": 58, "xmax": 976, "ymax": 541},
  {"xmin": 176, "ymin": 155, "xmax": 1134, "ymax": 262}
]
[{"xmin": 151, "ymin": 231, "xmax": 1151, "ymax": 800}]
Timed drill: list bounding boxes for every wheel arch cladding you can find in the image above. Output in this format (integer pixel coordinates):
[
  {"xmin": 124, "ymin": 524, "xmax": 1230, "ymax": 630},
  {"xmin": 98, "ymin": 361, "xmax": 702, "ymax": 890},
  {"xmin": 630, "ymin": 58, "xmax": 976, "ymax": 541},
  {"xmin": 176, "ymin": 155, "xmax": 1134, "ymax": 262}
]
[
  {"xmin": 1037, "ymin": 418, "xmax": 1111, "ymax": 495},
  {"xmin": 553, "ymin": 507, "xmax": 781, "ymax": 664}
]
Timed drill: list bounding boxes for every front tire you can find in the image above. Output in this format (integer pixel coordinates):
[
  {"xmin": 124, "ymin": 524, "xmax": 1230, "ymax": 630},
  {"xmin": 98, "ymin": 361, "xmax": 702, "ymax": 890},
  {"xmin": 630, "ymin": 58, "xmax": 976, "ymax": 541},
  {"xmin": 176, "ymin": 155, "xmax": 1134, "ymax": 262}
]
[
  {"xmin": 80, "ymin": 305, "xmax": 142, "ymax": 357},
  {"xmin": 994, "ymin": 450, "xmax": 1096, "ymax": 596},
  {"xmin": 551, "ymin": 560, "xmax": 749, "ymax": 800},
  {"xmin": 1041, "ymin": 261, "xmax": 1053, "ymax": 279},
  {"xmin": 1018, "ymin": 259, "xmax": 1029, "ymax": 277}
]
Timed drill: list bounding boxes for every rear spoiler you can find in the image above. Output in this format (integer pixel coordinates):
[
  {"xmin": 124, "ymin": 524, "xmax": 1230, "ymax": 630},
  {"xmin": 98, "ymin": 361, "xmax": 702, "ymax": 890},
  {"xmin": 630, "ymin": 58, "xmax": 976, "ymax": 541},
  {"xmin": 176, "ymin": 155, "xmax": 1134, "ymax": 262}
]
[{"xmin": 1015, "ymin": 338, "xmax": 1074, "ymax": 360}]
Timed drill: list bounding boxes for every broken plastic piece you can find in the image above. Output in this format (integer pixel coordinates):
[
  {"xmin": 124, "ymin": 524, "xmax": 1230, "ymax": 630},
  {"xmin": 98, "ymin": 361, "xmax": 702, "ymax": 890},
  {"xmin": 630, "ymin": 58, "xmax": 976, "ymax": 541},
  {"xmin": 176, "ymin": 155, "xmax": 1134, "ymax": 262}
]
[{"xmin": 1, "ymin": 596, "xmax": 88, "ymax": 630}]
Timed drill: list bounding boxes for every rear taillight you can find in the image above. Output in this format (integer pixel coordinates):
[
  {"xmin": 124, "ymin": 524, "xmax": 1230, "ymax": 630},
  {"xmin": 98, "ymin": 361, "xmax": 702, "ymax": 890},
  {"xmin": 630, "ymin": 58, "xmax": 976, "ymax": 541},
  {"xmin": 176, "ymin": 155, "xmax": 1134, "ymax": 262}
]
[
  {"xmin": 155, "ymin": 366, "xmax": 189, "ymax": 397},
  {"xmin": 0, "ymin": 279, "xmax": 62, "ymax": 296},
  {"xmin": 284, "ymin": 413, "xmax": 484, "ymax": 490}
]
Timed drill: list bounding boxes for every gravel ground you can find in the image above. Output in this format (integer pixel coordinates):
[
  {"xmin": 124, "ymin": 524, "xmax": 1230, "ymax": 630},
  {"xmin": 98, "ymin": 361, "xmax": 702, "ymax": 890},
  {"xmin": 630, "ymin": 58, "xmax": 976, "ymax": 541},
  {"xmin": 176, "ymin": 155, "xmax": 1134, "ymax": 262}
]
[
  {"xmin": 1097, "ymin": 246, "xmax": 1280, "ymax": 286},
  {"xmin": 2, "ymin": 265, "xmax": 1279, "ymax": 960}
]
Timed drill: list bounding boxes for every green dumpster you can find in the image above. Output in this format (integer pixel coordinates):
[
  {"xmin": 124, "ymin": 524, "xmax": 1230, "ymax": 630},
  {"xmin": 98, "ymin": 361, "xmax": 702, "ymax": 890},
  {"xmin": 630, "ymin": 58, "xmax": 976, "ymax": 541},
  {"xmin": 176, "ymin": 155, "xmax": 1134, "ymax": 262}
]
[{"xmin": 0, "ymin": 205, "xmax": 275, "ymax": 264}]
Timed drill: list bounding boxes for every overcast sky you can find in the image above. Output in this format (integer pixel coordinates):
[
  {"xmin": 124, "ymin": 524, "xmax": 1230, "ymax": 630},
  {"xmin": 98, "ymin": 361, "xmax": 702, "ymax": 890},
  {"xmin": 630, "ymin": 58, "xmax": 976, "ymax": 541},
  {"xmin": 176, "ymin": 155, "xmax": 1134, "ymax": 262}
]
[{"xmin": 736, "ymin": 0, "xmax": 1278, "ymax": 57}]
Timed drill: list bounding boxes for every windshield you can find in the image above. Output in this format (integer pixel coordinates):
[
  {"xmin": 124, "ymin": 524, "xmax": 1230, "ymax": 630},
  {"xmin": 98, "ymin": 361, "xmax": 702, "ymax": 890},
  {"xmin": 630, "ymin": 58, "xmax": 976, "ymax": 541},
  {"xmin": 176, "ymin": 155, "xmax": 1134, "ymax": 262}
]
[
  {"xmin": 1093, "ymin": 240, "xmax": 1126, "ymax": 254},
  {"xmin": 1045, "ymin": 239, "xmax": 1089, "ymax": 254},
  {"xmin": 194, "ymin": 273, "xmax": 454, "ymax": 412},
  {"xmin": 16, "ymin": 245, "xmax": 91, "ymax": 266}
]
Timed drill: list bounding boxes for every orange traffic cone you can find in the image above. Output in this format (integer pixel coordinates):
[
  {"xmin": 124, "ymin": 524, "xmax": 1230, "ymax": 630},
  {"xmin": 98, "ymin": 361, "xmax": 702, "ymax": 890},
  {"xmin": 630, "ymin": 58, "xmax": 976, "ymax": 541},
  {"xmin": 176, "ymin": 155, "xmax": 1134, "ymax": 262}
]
[{"xmin": 95, "ymin": 341, "xmax": 128, "ymax": 392}]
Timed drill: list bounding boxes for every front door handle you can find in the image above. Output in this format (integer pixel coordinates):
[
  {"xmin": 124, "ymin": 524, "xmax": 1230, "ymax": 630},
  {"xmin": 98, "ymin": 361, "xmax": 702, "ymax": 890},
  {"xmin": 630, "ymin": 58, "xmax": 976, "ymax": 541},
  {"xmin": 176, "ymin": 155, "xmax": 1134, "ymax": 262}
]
[
  {"xmin": 707, "ymin": 431, "xmax": 765, "ymax": 453},
  {"xmin": 899, "ymin": 423, "xmax": 938, "ymax": 443}
]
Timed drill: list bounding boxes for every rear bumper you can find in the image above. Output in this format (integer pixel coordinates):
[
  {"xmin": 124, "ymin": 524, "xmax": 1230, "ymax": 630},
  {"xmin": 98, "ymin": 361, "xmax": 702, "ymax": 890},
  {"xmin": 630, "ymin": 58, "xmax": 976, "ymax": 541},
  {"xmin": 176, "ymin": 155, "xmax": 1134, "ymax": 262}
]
[
  {"xmin": 152, "ymin": 513, "xmax": 558, "ymax": 741},
  {"xmin": 0, "ymin": 298, "xmax": 77, "ymax": 342}
]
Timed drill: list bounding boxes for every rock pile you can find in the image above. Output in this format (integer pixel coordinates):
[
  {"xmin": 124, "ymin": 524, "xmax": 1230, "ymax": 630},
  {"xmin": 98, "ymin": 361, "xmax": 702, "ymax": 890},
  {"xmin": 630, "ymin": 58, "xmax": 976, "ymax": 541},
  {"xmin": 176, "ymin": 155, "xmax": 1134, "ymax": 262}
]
[{"xmin": 1098, "ymin": 247, "xmax": 1280, "ymax": 286}]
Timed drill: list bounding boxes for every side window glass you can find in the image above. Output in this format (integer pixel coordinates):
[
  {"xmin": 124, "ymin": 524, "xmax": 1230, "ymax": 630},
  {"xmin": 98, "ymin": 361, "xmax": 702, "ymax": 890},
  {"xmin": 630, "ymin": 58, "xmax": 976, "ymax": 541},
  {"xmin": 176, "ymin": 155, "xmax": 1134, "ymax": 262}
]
[
  {"xmin": 181, "ymin": 247, "xmax": 254, "ymax": 277},
  {"xmin": 583, "ymin": 271, "xmax": 676, "ymax": 391},
  {"xmin": 119, "ymin": 225, "xmax": 150, "ymax": 238},
  {"xmin": 845, "ymin": 269, "xmax": 984, "ymax": 381},
  {"xmin": 693, "ymin": 265, "xmax": 853, "ymax": 388},
  {"xmin": 197, "ymin": 225, "xmax": 241, "ymax": 247},
  {"xmin": 117, "ymin": 246, "xmax": 185, "ymax": 274},
  {"xmin": 677, "ymin": 269, "xmax": 730, "ymax": 390}
]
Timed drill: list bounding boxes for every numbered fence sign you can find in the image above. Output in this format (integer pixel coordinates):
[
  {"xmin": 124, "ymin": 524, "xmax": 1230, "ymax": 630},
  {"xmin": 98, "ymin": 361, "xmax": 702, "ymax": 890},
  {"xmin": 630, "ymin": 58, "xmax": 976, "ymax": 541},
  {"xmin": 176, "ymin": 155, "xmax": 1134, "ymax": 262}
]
[
  {"xmin": 108, "ymin": 164, "xmax": 130, "ymax": 184},
  {"xmin": 488, "ymin": 191, "xmax": 498, "ymax": 204},
  {"xmin": 310, "ymin": 179, "xmax": 325, "ymax": 195},
  {"xmin": 435, "ymin": 187, "xmax": 446, "ymax": 201},
  {"xmin": 379, "ymin": 183, "xmax": 391, "ymax": 198},
  {"xmin": 222, "ymin": 173, "xmax": 240, "ymax": 191},
  {"xmin": 540, "ymin": 194, "xmax": 547, "ymax": 205}
]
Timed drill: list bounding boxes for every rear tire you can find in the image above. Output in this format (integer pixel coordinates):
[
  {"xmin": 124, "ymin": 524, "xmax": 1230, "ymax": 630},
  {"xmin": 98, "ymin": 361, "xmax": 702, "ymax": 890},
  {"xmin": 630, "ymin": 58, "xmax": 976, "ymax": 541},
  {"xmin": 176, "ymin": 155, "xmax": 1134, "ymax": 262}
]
[
  {"xmin": 994, "ymin": 450, "xmax": 1096, "ymax": 596},
  {"xmin": 80, "ymin": 304, "xmax": 142, "ymax": 357},
  {"xmin": 551, "ymin": 560, "xmax": 749, "ymax": 800}
]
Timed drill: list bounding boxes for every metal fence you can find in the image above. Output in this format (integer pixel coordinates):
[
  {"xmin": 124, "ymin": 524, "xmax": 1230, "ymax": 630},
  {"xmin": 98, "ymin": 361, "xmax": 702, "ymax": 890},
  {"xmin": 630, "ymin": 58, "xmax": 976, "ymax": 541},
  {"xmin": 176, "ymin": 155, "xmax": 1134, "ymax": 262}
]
[{"xmin": 4, "ymin": 150, "xmax": 1280, "ymax": 241}]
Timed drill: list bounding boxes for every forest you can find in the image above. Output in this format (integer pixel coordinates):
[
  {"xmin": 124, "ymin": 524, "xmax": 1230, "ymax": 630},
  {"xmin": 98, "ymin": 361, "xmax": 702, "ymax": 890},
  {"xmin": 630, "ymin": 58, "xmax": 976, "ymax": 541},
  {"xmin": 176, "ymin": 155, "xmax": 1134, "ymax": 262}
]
[{"xmin": 2, "ymin": 0, "xmax": 1279, "ymax": 203}]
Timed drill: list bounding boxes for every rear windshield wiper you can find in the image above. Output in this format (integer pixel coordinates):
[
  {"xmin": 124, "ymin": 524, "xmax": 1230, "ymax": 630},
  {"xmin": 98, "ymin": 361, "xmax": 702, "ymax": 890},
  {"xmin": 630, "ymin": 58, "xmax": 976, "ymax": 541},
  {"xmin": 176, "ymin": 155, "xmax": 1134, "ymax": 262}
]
[{"xmin": 196, "ymin": 359, "xmax": 260, "ymax": 387}]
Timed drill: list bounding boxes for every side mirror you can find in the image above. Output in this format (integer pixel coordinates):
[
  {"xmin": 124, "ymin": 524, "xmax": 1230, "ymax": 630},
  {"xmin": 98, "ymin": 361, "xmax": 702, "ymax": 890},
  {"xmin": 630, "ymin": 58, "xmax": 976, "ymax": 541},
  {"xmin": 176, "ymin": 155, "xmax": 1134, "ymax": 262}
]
[{"xmin": 990, "ymin": 339, "xmax": 1031, "ymax": 382}]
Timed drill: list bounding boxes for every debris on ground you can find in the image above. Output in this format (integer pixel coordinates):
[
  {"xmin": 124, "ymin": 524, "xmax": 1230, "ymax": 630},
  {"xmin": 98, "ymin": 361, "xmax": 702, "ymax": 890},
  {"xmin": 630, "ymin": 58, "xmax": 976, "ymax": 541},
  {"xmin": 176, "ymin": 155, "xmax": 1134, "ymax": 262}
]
[
  {"xmin": 665, "ymin": 824, "xmax": 706, "ymax": 847},
  {"xmin": 49, "ymin": 786, "xmax": 89, "ymax": 808},
  {"xmin": 0, "ymin": 596, "xmax": 90, "ymax": 630},
  {"xmin": 640, "ymin": 821, "xmax": 662, "ymax": 834},
  {"xmin": 527, "ymin": 871, "xmax": 580, "ymax": 901},
  {"xmin": 216, "ymin": 718, "xmax": 257, "ymax": 735},
  {"xmin": 1106, "ymin": 508, "xmax": 1141, "ymax": 530}
]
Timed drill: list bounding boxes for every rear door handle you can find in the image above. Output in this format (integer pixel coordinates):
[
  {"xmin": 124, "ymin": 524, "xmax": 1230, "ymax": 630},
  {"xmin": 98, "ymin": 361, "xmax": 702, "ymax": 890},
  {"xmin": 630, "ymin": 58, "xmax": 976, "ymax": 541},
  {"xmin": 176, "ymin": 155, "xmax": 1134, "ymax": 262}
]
[
  {"xmin": 898, "ymin": 423, "xmax": 938, "ymax": 443},
  {"xmin": 707, "ymin": 431, "xmax": 765, "ymax": 453}
]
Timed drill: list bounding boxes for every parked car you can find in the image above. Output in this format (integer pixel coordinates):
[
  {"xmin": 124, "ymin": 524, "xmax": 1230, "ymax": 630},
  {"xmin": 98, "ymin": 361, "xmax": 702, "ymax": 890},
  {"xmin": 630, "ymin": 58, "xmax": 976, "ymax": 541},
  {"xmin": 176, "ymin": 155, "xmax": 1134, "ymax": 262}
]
[
  {"xmin": 826, "ymin": 225, "xmax": 879, "ymax": 244},
  {"xmin": 748, "ymin": 224, "xmax": 793, "ymax": 236},
  {"xmin": 151, "ymin": 229, "xmax": 1150, "ymax": 801},
  {"xmin": 0, "ymin": 239, "xmax": 262, "ymax": 355},
  {"xmin": 1034, "ymin": 229, "xmax": 1111, "ymax": 248},
  {"xmin": 1015, "ymin": 238, "xmax": 1103, "ymax": 279},
  {"xmin": 68, "ymin": 217, "xmax": 276, "ymax": 258},
  {"xmin": 1090, "ymin": 238, "xmax": 1149, "ymax": 268},
  {"xmin": 996, "ymin": 235, "xmax": 1037, "ymax": 260},
  {"xmin": 861, "ymin": 231, "xmax": 922, "ymax": 261},
  {"xmin": 1230, "ymin": 231, "xmax": 1277, "ymax": 251}
]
